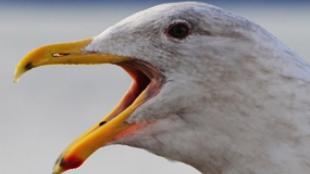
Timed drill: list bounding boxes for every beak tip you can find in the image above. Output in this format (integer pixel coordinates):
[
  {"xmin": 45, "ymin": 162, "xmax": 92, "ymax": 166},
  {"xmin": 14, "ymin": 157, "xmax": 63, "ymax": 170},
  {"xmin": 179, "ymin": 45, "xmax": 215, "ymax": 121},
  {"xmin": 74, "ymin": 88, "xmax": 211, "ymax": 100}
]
[
  {"xmin": 14, "ymin": 61, "xmax": 32, "ymax": 83},
  {"xmin": 52, "ymin": 165, "xmax": 64, "ymax": 174},
  {"xmin": 13, "ymin": 70, "xmax": 23, "ymax": 83},
  {"xmin": 52, "ymin": 154, "xmax": 84, "ymax": 174}
]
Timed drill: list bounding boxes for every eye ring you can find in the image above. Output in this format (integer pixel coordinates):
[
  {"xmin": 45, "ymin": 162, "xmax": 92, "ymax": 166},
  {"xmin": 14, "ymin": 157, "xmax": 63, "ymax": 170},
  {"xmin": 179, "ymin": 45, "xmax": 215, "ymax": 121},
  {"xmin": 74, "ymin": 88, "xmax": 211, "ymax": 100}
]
[{"xmin": 166, "ymin": 20, "xmax": 191, "ymax": 40}]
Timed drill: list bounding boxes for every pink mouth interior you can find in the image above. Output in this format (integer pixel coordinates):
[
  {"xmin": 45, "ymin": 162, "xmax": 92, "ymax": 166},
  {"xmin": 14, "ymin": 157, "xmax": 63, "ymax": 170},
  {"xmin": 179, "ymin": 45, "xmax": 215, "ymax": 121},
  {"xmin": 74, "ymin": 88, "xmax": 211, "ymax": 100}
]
[{"xmin": 101, "ymin": 60, "xmax": 163, "ymax": 124}]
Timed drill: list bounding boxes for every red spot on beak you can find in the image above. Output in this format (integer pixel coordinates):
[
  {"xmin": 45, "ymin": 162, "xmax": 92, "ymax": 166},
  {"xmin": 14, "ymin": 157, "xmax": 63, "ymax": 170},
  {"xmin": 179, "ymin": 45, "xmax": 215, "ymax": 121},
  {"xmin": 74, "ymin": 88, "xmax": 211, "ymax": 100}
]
[{"xmin": 60, "ymin": 155, "xmax": 84, "ymax": 171}]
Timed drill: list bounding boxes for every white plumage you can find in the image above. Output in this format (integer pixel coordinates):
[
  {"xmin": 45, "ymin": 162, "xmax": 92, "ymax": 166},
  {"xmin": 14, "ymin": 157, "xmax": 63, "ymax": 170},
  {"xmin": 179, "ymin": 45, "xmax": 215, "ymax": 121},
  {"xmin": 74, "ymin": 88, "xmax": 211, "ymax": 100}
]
[
  {"xmin": 16, "ymin": 2, "xmax": 310, "ymax": 174},
  {"xmin": 86, "ymin": 2, "xmax": 310, "ymax": 173}
]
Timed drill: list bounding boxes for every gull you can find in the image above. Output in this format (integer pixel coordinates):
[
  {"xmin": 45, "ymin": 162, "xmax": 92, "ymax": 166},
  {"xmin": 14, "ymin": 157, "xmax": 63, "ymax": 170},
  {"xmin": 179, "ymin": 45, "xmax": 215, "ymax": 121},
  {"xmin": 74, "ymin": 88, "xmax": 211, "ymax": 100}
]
[{"xmin": 15, "ymin": 2, "xmax": 310, "ymax": 174}]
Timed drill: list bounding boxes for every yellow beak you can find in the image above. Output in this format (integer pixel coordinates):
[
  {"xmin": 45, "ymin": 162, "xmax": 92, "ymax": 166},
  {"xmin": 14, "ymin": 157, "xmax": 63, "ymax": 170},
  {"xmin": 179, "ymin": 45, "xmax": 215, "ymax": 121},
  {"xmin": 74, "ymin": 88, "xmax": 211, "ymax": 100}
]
[
  {"xmin": 14, "ymin": 38, "xmax": 125, "ymax": 82},
  {"xmin": 14, "ymin": 39, "xmax": 149, "ymax": 174}
]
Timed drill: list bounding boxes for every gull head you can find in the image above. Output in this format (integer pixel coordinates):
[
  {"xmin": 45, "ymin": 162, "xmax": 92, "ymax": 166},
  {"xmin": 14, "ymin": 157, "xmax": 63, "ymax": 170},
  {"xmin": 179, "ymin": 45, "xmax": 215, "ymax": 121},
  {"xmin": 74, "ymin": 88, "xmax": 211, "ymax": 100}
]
[{"xmin": 15, "ymin": 2, "xmax": 310, "ymax": 174}]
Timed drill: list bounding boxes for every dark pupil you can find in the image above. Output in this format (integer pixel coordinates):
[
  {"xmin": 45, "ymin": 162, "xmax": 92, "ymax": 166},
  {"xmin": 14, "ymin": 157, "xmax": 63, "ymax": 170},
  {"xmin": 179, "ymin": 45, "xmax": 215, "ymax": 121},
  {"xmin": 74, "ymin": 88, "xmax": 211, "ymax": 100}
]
[{"xmin": 168, "ymin": 23, "xmax": 189, "ymax": 39}]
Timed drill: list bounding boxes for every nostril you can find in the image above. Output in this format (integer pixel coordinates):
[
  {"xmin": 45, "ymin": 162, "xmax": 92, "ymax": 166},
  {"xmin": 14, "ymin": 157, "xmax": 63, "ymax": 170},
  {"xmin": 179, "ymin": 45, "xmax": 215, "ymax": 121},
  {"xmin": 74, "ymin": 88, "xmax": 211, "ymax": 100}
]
[
  {"xmin": 99, "ymin": 121, "xmax": 107, "ymax": 126},
  {"xmin": 52, "ymin": 52, "xmax": 70, "ymax": 57}
]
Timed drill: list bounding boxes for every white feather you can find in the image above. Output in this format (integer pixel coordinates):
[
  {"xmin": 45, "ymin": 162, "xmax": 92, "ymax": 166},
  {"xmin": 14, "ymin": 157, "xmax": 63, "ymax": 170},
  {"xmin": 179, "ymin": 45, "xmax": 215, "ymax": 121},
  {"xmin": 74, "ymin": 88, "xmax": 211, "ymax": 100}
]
[{"xmin": 86, "ymin": 2, "xmax": 310, "ymax": 174}]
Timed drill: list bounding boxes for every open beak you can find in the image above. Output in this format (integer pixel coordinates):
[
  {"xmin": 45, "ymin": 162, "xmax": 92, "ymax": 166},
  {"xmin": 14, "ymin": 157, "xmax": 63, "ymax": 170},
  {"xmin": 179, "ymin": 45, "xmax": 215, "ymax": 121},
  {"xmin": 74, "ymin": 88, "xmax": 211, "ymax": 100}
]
[{"xmin": 14, "ymin": 38, "xmax": 163, "ymax": 174}]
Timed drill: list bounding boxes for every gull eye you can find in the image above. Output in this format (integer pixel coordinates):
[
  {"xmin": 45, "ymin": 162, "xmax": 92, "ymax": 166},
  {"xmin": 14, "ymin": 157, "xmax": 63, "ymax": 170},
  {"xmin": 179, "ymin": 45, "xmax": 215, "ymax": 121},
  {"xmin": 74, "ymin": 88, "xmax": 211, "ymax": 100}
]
[{"xmin": 167, "ymin": 21, "xmax": 191, "ymax": 40}]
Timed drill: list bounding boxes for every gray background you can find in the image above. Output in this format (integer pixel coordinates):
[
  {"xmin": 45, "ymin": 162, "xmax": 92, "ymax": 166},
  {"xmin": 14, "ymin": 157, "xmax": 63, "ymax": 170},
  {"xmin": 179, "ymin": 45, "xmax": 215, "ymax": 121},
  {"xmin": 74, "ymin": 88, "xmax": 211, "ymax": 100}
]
[{"xmin": 1, "ymin": 1, "xmax": 309, "ymax": 174}]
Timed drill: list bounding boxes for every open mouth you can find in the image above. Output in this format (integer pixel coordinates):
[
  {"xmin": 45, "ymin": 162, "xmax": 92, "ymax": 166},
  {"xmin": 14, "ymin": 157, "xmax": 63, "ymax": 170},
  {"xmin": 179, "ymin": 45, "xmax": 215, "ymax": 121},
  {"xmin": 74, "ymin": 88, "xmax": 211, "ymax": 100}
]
[
  {"xmin": 103, "ymin": 60, "xmax": 164, "ymax": 130},
  {"xmin": 53, "ymin": 59, "xmax": 165, "ymax": 173},
  {"xmin": 14, "ymin": 38, "xmax": 165, "ymax": 174}
]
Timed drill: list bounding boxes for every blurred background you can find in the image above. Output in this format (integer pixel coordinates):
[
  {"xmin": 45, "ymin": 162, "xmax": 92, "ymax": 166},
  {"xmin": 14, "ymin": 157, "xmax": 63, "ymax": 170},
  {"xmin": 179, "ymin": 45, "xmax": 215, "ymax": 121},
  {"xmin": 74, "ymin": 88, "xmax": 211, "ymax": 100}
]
[{"xmin": 0, "ymin": 0, "xmax": 309, "ymax": 174}]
